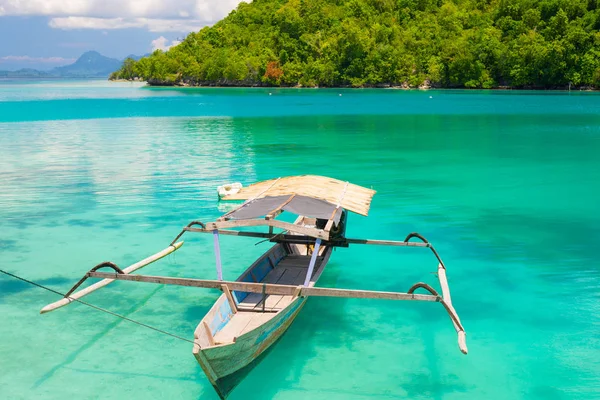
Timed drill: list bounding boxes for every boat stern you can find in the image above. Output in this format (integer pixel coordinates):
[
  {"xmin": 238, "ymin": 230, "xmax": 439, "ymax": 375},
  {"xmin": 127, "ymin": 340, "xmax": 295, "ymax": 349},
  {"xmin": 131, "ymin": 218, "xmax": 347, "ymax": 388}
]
[{"xmin": 192, "ymin": 296, "xmax": 307, "ymax": 399}]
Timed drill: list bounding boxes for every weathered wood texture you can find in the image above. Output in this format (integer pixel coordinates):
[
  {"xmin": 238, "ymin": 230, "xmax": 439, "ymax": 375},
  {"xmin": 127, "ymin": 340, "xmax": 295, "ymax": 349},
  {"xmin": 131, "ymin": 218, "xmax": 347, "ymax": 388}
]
[
  {"xmin": 86, "ymin": 271, "xmax": 438, "ymax": 303},
  {"xmin": 324, "ymin": 181, "xmax": 348, "ymax": 231},
  {"xmin": 213, "ymin": 311, "xmax": 274, "ymax": 344},
  {"xmin": 438, "ymin": 264, "xmax": 452, "ymax": 304},
  {"xmin": 204, "ymin": 219, "xmax": 329, "ymax": 240},
  {"xmin": 437, "ymin": 263, "xmax": 468, "ymax": 354},
  {"xmin": 40, "ymin": 242, "xmax": 184, "ymax": 314},
  {"xmin": 301, "ymin": 287, "xmax": 438, "ymax": 301},
  {"xmin": 220, "ymin": 175, "xmax": 376, "ymax": 216},
  {"xmin": 195, "ymin": 297, "xmax": 308, "ymax": 396},
  {"xmin": 193, "ymin": 237, "xmax": 323, "ymax": 395},
  {"xmin": 194, "ymin": 295, "xmax": 229, "ymax": 350},
  {"xmin": 236, "ymin": 251, "xmax": 329, "ymax": 313},
  {"xmin": 202, "ymin": 321, "xmax": 216, "ymax": 346},
  {"xmin": 221, "ymin": 284, "xmax": 238, "ymax": 314},
  {"xmin": 87, "ymin": 272, "xmax": 301, "ymax": 295}
]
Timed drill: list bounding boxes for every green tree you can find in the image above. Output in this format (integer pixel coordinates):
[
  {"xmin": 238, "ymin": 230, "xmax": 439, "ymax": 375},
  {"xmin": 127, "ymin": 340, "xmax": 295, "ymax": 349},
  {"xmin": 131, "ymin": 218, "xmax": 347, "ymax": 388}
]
[{"xmin": 108, "ymin": 0, "xmax": 600, "ymax": 89}]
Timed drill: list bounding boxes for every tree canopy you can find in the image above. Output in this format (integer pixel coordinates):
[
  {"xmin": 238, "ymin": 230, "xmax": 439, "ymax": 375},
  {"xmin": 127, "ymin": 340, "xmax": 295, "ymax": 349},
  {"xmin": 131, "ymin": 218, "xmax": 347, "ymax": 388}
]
[{"xmin": 110, "ymin": 0, "xmax": 600, "ymax": 88}]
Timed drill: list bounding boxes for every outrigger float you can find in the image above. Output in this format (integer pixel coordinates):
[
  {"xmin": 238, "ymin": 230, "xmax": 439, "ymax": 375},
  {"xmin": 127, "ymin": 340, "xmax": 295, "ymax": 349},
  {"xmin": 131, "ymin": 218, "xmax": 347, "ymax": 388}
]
[{"xmin": 41, "ymin": 175, "xmax": 467, "ymax": 399}]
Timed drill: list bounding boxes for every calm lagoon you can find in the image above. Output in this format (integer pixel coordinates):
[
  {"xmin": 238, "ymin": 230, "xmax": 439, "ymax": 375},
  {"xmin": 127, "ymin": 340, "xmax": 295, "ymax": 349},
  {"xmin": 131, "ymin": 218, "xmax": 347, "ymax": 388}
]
[{"xmin": 0, "ymin": 80, "xmax": 599, "ymax": 399}]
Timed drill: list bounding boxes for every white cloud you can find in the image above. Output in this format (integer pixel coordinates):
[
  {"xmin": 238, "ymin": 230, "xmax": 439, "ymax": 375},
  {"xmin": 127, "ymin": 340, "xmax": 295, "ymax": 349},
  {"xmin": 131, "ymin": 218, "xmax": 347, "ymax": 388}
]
[
  {"xmin": 0, "ymin": 55, "xmax": 76, "ymax": 64},
  {"xmin": 151, "ymin": 36, "xmax": 169, "ymax": 51},
  {"xmin": 0, "ymin": 0, "xmax": 249, "ymax": 32},
  {"xmin": 151, "ymin": 36, "xmax": 182, "ymax": 51},
  {"xmin": 49, "ymin": 16, "xmax": 207, "ymax": 32}
]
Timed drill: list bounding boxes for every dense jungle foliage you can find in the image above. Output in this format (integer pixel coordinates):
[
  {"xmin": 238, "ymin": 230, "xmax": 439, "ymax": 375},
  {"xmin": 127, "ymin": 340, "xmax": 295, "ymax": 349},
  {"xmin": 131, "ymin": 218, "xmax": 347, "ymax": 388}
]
[{"xmin": 110, "ymin": 0, "xmax": 600, "ymax": 88}]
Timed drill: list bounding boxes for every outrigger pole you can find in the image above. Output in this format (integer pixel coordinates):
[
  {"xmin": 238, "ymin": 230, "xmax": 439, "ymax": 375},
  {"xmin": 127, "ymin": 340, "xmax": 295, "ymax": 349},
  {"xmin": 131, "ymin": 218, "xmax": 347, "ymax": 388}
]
[
  {"xmin": 40, "ymin": 223, "xmax": 467, "ymax": 354},
  {"xmin": 66, "ymin": 268, "xmax": 467, "ymax": 354},
  {"xmin": 40, "ymin": 241, "xmax": 184, "ymax": 314}
]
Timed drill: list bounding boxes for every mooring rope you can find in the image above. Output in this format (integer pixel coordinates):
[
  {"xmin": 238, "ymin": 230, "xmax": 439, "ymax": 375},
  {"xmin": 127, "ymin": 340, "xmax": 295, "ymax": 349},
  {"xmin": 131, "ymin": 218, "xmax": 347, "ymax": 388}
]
[{"xmin": 0, "ymin": 269, "xmax": 200, "ymax": 346}]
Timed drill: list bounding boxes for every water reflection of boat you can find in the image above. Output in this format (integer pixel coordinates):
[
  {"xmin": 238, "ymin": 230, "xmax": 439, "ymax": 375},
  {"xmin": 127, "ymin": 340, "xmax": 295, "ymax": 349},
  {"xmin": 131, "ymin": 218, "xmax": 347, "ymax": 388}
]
[{"xmin": 216, "ymin": 200, "xmax": 243, "ymax": 214}]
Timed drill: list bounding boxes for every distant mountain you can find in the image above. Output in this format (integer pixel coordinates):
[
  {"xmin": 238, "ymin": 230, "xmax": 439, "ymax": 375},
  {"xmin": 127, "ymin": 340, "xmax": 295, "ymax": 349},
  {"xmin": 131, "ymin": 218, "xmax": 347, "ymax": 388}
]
[
  {"xmin": 53, "ymin": 51, "xmax": 122, "ymax": 77},
  {"xmin": 0, "ymin": 51, "xmax": 145, "ymax": 78},
  {"xmin": 0, "ymin": 68, "xmax": 53, "ymax": 78}
]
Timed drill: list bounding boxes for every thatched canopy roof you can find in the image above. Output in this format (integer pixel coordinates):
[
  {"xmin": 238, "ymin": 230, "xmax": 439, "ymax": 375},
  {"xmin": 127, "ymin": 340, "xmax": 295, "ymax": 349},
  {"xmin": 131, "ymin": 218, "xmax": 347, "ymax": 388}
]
[{"xmin": 221, "ymin": 175, "xmax": 376, "ymax": 216}]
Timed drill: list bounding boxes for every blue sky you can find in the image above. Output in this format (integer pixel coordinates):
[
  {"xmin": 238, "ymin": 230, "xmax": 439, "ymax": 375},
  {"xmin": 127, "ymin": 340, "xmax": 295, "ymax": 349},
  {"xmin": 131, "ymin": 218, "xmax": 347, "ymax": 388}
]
[{"xmin": 0, "ymin": 1, "xmax": 244, "ymax": 70}]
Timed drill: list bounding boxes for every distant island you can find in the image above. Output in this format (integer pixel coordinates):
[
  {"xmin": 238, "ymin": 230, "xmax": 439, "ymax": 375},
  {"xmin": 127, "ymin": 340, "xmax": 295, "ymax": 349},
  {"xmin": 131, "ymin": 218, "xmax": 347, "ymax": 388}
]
[
  {"xmin": 110, "ymin": 0, "xmax": 600, "ymax": 89},
  {"xmin": 0, "ymin": 51, "xmax": 145, "ymax": 79}
]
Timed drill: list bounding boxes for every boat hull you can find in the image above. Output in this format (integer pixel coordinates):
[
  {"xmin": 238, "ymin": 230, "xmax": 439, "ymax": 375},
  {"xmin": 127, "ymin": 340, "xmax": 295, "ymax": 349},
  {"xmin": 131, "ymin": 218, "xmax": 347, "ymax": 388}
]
[
  {"xmin": 194, "ymin": 297, "xmax": 307, "ymax": 398},
  {"xmin": 193, "ymin": 216, "xmax": 334, "ymax": 398}
]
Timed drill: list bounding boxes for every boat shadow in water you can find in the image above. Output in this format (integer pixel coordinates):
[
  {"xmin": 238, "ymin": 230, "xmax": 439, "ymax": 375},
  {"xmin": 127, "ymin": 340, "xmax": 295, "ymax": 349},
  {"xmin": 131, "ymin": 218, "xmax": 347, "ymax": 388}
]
[
  {"xmin": 231, "ymin": 282, "xmax": 469, "ymax": 399},
  {"xmin": 403, "ymin": 313, "xmax": 470, "ymax": 400},
  {"xmin": 229, "ymin": 298, "xmax": 356, "ymax": 399},
  {"xmin": 0, "ymin": 275, "xmax": 71, "ymax": 301},
  {"xmin": 224, "ymin": 262, "xmax": 363, "ymax": 399}
]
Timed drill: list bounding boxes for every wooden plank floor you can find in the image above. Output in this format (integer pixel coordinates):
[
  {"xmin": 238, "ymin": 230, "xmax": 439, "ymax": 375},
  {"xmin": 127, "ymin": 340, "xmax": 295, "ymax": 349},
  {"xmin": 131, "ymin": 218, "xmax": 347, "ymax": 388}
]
[
  {"xmin": 238, "ymin": 255, "xmax": 324, "ymax": 311},
  {"xmin": 213, "ymin": 255, "xmax": 323, "ymax": 343},
  {"xmin": 213, "ymin": 312, "xmax": 272, "ymax": 344}
]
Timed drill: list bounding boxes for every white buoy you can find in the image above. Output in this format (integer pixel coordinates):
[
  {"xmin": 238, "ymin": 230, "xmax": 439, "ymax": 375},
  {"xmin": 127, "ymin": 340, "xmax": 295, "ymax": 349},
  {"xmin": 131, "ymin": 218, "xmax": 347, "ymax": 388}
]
[
  {"xmin": 269, "ymin": 93, "xmax": 272, "ymax": 96},
  {"xmin": 339, "ymin": 93, "xmax": 342, "ymax": 96},
  {"xmin": 217, "ymin": 182, "xmax": 243, "ymax": 199},
  {"xmin": 429, "ymin": 96, "xmax": 433, "ymax": 99}
]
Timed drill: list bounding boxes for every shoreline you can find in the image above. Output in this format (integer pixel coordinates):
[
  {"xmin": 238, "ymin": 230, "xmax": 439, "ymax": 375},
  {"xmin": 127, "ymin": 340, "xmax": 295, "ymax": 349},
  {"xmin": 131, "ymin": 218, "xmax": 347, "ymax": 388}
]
[{"xmin": 109, "ymin": 79, "xmax": 598, "ymax": 92}]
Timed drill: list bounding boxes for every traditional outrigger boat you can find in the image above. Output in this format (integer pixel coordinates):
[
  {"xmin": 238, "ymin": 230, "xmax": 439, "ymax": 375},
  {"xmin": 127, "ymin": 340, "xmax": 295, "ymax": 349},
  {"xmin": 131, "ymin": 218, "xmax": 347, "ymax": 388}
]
[{"xmin": 41, "ymin": 175, "xmax": 467, "ymax": 399}]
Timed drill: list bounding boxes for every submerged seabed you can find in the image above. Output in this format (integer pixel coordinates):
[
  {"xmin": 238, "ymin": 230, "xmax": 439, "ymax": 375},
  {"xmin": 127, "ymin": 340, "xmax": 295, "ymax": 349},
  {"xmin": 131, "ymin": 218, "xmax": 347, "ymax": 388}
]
[{"xmin": 0, "ymin": 80, "xmax": 599, "ymax": 400}]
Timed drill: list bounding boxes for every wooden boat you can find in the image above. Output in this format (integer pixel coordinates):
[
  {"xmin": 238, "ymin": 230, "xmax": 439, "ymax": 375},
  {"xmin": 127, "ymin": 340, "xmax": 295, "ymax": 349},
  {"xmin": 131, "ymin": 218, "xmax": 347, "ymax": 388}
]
[{"xmin": 41, "ymin": 175, "xmax": 467, "ymax": 399}]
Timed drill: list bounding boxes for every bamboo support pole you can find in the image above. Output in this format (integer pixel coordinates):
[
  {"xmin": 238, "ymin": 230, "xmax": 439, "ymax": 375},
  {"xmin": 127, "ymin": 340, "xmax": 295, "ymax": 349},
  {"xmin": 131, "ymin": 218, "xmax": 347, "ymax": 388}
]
[
  {"xmin": 40, "ymin": 242, "xmax": 184, "ymax": 314},
  {"xmin": 202, "ymin": 321, "xmax": 215, "ymax": 346},
  {"xmin": 300, "ymin": 287, "xmax": 439, "ymax": 301},
  {"xmin": 221, "ymin": 284, "xmax": 237, "ymax": 313},
  {"xmin": 303, "ymin": 238, "xmax": 321, "ymax": 286},
  {"xmin": 213, "ymin": 230, "xmax": 223, "ymax": 281},
  {"xmin": 344, "ymin": 238, "xmax": 430, "ymax": 247},
  {"xmin": 437, "ymin": 263, "xmax": 467, "ymax": 354},
  {"xmin": 266, "ymin": 194, "xmax": 295, "ymax": 219},
  {"xmin": 84, "ymin": 271, "xmax": 441, "ymax": 303},
  {"xmin": 437, "ymin": 264, "xmax": 452, "ymax": 304},
  {"xmin": 184, "ymin": 227, "xmax": 431, "ymax": 248},
  {"xmin": 88, "ymin": 272, "xmax": 304, "ymax": 295},
  {"xmin": 186, "ymin": 228, "xmax": 270, "ymax": 238},
  {"xmin": 324, "ymin": 181, "xmax": 348, "ymax": 232},
  {"xmin": 205, "ymin": 219, "xmax": 330, "ymax": 240}
]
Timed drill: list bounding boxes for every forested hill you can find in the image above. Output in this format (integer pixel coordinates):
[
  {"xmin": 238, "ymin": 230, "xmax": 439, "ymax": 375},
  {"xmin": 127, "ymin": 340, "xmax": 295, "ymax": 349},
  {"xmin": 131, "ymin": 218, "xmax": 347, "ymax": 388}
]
[{"xmin": 111, "ymin": 0, "xmax": 600, "ymax": 88}]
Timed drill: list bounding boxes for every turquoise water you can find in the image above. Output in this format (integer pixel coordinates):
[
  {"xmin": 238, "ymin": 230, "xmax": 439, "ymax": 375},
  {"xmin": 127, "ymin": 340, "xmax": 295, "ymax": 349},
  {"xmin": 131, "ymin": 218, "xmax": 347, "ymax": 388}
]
[{"xmin": 1, "ymin": 80, "xmax": 599, "ymax": 400}]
